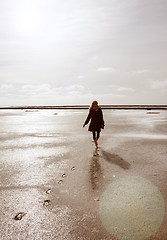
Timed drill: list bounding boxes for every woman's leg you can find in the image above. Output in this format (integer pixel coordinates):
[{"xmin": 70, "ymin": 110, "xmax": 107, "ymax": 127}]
[
  {"xmin": 92, "ymin": 131, "xmax": 96, "ymax": 140},
  {"xmin": 97, "ymin": 131, "xmax": 100, "ymax": 140},
  {"xmin": 95, "ymin": 131, "xmax": 100, "ymax": 148},
  {"xmin": 92, "ymin": 132, "xmax": 98, "ymax": 147},
  {"xmin": 94, "ymin": 131, "xmax": 98, "ymax": 148}
]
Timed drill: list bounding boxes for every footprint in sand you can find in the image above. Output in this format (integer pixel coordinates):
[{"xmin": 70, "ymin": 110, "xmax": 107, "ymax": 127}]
[
  {"xmin": 62, "ymin": 173, "xmax": 67, "ymax": 178},
  {"xmin": 46, "ymin": 188, "xmax": 51, "ymax": 194},
  {"xmin": 14, "ymin": 212, "xmax": 26, "ymax": 220},
  {"xmin": 43, "ymin": 200, "xmax": 51, "ymax": 207},
  {"xmin": 58, "ymin": 180, "xmax": 63, "ymax": 184}
]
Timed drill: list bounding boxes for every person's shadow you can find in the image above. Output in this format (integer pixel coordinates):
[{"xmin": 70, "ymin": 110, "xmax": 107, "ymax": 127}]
[
  {"xmin": 101, "ymin": 149, "xmax": 130, "ymax": 169},
  {"xmin": 89, "ymin": 149, "xmax": 103, "ymax": 190}
]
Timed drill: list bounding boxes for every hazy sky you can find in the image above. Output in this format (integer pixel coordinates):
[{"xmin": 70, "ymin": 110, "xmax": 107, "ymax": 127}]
[{"xmin": 0, "ymin": 0, "xmax": 167, "ymax": 106}]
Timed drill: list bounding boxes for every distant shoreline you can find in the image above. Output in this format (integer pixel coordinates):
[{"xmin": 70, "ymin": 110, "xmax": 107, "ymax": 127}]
[{"xmin": 0, "ymin": 105, "xmax": 167, "ymax": 110}]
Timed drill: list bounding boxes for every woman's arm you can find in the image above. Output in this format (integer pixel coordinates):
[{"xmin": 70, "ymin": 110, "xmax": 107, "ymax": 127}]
[
  {"xmin": 100, "ymin": 109, "xmax": 105, "ymax": 128},
  {"xmin": 83, "ymin": 112, "xmax": 91, "ymax": 127}
]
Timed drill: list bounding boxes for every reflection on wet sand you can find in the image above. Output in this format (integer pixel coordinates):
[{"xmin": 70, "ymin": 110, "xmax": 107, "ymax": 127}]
[
  {"xmin": 89, "ymin": 149, "xmax": 103, "ymax": 190},
  {"xmin": 101, "ymin": 149, "xmax": 130, "ymax": 169},
  {"xmin": 0, "ymin": 185, "xmax": 44, "ymax": 192}
]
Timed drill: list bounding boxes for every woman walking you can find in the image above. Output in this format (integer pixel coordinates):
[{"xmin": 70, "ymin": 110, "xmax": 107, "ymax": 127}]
[{"xmin": 83, "ymin": 101, "xmax": 105, "ymax": 148}]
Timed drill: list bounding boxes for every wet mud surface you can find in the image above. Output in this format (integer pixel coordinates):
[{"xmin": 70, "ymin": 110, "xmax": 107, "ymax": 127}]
[{"xmin": 0, "ymin": 109, "xmax": 167, "ymax": 239}]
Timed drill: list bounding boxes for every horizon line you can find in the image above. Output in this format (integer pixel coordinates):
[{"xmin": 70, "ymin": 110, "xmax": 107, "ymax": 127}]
[{"xmin": 0, "ymin": 104, "xmax": 167, "ymax": 110}]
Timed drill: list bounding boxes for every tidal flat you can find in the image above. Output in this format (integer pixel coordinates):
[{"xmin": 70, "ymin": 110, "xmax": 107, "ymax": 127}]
[{"xmin": 0, "ymin": 109, "xmax": 167, "ymax": 240}]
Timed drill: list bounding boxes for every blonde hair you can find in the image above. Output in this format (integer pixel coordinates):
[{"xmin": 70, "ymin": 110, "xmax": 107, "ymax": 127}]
[{"xmin": 89, "ymin": 100, "xmax": 98, "ymax": 112}]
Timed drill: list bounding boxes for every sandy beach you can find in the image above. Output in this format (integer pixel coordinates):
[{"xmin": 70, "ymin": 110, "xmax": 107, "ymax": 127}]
[{"xmin": 0, "ymin": 109, "xmax": 167, "ymax": 240}]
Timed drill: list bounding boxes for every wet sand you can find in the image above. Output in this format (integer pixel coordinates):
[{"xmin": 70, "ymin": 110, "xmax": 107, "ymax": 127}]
[{"xmin": 0, "ymin": 109, "xmax": 167, "ymax": 240}]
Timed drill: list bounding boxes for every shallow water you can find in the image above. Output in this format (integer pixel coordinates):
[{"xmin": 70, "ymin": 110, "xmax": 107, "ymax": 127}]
[{"xmin": 0, "ymin": 109, "xmax": 167, "ymax": 239}]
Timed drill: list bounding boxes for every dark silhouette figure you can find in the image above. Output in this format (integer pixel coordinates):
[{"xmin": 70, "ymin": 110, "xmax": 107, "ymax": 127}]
[{"xmin": 83, "ymin": 100, "xmax": 104, "ymax": 148}]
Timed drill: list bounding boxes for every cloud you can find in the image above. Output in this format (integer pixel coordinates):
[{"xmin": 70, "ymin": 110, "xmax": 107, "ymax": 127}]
[
  {"xmin": 116, "ymin": 87, "xmax": 135, "ymax": 93},
  {"xmin": 150, "ymin": 79, "xmax": 167, "ymax": 90},
  {"xmin": 97, "ymin": 67, "xmax": 116, "ymax": 72},
  {"xmin": 77, "ymin": 75, "xmax": 85, "ymax": 79},
  {"xmin": 67, "ymin": 84, "xmax": 87, "ymax": 94},
  {"xmin": 0, "ymin": 83, "xmax": 88, "ymax": 100},
  {"xmin": 58, "ymin": 84, "xmax": 88, "ymax": 96},
  {"xmin": 0, "ymin": 84, "xmax": 15, "ymax": 97},
  {"xmin": 130, "ymin": 69, "xmax": 151, "ymax": 75},
  {"xmin": 19, "ymin": 84, "xmax": 60, "ymax": 98},
  {"xmin": 0, "ymin": 83, "xmax": 55, "ymax": 97},
  {"xmin": 0, "ymin": 84, "xmax": 14, "ymax": 91},
  {"xmin": 0, "ymin": 82, "xmax": 128, "ymax": 106}
]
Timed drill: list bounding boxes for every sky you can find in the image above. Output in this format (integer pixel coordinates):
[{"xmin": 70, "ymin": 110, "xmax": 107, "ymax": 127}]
[{"xmin": 0, "ymin": 0, "xmax": 167, "ymax": 106}]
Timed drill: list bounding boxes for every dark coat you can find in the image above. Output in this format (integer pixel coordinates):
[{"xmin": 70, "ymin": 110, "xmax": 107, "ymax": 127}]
[{"xmin": 84, "ymin": 107, "xmax": 104, "ymax": 132}]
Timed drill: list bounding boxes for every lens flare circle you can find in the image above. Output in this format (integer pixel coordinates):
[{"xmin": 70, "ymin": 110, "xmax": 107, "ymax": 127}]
[{"xmin": 99, "ymin": 176, "xmax": 165, "ymax": 240}]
